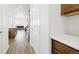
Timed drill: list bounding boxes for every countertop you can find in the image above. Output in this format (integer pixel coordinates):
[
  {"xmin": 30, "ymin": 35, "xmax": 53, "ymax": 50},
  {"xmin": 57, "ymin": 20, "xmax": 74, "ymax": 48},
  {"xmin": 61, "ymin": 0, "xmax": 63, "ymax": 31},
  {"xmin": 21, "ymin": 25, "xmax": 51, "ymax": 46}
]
[{"xmin": 51, "ymin": 34, "xmax": 79, "ymax": 51}]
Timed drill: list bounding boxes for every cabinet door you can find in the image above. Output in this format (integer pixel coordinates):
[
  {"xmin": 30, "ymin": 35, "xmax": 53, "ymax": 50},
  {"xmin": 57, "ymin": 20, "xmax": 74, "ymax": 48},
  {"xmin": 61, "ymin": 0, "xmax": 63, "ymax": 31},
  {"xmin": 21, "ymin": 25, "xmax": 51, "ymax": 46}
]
[
  {"xmin": 54, "ymin": 40, "xmax": 79, "ymax": 54},
  {"xmin": 61, "ymin": 4, "xmax": 79, "ymax": 16}
]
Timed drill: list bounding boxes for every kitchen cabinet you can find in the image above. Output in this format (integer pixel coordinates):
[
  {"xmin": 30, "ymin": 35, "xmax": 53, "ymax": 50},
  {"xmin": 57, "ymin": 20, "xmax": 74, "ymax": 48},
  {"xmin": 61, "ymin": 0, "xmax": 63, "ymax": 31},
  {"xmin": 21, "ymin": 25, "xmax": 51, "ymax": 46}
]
[
  {"xmin": 51, "ymin": 39, "xmax": 79, "ymax": 54},
  {"xmin": 9, "ymin": 28, "xmax": 16, "ymax": 39},
  {"xmin": 61, "ymin": 4, "xmax": 79, "ymax": 16}
]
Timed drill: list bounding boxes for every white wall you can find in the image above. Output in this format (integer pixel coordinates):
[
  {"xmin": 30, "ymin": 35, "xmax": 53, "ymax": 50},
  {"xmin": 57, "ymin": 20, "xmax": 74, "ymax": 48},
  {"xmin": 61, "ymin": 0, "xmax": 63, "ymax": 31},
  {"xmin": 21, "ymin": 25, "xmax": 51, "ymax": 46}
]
[
  {"xmin": 49, "ymin": 4, "xmax": 64, "ymax": 37},
  {"xmin": 64, "ymin": 16, "xmax": 79, "ymax": 36},
  {"xmin": 49, "ymin": 4, "xmax": 65, "ymax": 53},
  {"xmin": 0, "ymin": 5, "xmax": 9, "ymax": 53}
]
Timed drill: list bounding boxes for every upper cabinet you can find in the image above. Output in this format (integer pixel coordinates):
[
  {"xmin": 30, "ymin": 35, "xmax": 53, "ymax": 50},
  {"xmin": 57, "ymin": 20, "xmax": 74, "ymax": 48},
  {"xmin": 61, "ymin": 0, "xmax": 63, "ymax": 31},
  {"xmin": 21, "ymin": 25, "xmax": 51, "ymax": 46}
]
[{"xmin": 61, "ymin": 4, "xmax": 79, "ymax": 16}]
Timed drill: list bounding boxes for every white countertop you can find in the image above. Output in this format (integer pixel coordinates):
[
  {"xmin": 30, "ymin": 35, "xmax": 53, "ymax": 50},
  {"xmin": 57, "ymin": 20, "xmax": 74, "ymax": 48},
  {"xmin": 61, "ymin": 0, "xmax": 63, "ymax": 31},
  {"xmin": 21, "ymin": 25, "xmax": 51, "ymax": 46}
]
[{"xmin": 51, "ymin": 34, "xmax": 79, "ymax": 50}]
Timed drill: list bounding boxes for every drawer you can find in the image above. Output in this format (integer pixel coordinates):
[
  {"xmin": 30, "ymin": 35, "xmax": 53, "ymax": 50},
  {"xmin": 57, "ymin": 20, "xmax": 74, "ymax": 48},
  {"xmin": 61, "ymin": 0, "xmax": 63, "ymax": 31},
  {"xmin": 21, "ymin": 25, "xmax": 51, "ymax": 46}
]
[{"xmin": 53, "ymin": 40, "xmax": 79, "ymax": 54}]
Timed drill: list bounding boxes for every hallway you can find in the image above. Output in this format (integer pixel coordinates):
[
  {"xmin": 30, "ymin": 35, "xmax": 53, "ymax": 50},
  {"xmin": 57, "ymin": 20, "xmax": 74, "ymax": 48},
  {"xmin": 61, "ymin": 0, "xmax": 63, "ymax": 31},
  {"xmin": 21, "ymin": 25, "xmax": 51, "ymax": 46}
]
[
  {"xmin": 7, "ymin": 30, "xmax": 35, "ymax": 54},
  {"xmin": 0, "ymin": 4, "xmax": 51, "ymax": 54}
]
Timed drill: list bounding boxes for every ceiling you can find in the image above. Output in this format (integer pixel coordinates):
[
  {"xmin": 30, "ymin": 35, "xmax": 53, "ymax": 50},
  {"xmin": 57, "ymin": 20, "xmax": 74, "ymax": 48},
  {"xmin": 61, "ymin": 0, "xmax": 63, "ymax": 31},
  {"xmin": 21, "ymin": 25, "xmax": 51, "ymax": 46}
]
[{"xmin": 8, "ymin": 4, "xmax": 30, "ymax": 18}]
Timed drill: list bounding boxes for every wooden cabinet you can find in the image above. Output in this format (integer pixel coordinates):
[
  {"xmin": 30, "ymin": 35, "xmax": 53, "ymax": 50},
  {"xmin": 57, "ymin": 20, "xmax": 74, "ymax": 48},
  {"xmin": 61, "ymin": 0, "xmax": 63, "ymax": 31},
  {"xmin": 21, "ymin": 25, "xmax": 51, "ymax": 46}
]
[
  {"xmin": 51, "ymin": 39, "xmax": 79, "ymax": 54},
  {"xmin": 61, "ymin": 4, "xmax": 79, "ymax": 16},
  {"xmin": 9, "ymin": 28, "xmax": 16, "ymax": 39}
]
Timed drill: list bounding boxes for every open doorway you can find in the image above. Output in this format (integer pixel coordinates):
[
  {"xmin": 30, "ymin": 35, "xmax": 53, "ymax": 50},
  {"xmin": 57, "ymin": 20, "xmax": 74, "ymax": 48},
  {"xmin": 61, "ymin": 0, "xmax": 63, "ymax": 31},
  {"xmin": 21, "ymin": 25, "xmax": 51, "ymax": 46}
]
[{"xmin": 7, "ymin": 4, "xmax": 34, "ymax": 54}]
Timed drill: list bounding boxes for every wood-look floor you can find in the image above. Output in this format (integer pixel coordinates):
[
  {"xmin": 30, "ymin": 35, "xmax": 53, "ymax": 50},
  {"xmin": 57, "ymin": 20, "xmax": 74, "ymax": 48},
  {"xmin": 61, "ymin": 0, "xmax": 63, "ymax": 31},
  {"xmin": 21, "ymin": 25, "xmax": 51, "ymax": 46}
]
[{"xmin": 6, "ymin": 39, "xmax": 35, "ymax": 54}]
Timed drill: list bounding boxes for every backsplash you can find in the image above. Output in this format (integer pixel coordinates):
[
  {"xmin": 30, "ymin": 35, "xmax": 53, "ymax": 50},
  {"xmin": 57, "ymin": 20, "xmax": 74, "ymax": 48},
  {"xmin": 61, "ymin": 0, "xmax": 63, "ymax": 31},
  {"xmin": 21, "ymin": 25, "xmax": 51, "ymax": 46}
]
[{"xmin": 63, "ymin": 16, "xmax": 79, "ymax": 36}]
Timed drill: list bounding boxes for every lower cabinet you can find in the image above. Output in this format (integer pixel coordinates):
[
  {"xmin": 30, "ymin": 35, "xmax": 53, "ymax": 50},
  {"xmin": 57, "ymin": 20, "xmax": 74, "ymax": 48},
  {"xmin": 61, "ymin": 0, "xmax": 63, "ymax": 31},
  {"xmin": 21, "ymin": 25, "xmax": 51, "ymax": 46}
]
[
  {"xmin": 9, "ymin": 28, "xmax": 16, "ymax": 39},
  {"xmin": 52, "ymin": 39, "xmax": 79, "ymax": 54}
]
